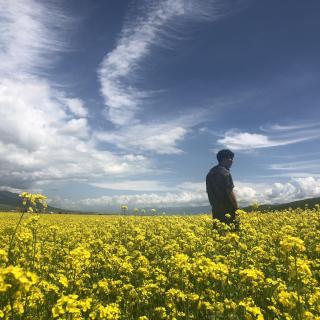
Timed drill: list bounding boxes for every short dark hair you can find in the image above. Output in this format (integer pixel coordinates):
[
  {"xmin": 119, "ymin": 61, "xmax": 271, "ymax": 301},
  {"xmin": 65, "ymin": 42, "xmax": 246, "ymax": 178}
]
[{"xmin": 217, "ymin": 149, "xmax": 234, "ymax": 163}]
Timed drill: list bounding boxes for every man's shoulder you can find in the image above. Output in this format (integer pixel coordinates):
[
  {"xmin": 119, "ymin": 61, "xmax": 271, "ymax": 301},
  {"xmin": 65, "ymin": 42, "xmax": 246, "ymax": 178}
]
[
  {"xmin": 208, "ymin": 165, "xmax": 229, "ymax": 175},
  {"xmin": 207, "ymin": 165, "xmax": 217, "ymax": 177}
]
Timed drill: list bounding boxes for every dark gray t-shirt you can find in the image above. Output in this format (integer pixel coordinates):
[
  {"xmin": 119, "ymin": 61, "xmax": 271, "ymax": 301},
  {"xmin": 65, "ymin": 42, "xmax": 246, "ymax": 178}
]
[{"xmin": 206, "ymin": 165, "xmax": 235, "ymax": 213}]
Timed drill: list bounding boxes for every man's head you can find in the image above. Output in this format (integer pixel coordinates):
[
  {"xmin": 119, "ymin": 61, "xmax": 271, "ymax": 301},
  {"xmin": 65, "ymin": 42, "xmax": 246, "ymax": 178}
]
[{"xmin": 217, "ymin": 149, "xmax": 234, "ymax": 169}]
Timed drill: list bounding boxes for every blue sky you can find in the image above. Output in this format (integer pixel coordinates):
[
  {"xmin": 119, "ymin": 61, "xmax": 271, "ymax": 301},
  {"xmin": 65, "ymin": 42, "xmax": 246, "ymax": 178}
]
[{"xmin": 1, "ymin": 0, "xmax": 320, "ymax": 211}]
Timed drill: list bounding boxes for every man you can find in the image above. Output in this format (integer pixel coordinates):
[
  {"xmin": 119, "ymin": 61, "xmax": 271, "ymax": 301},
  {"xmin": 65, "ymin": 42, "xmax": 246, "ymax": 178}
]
[{"xmin": 206, "ymin": 149, "xmax": 238, "ymax": 224}]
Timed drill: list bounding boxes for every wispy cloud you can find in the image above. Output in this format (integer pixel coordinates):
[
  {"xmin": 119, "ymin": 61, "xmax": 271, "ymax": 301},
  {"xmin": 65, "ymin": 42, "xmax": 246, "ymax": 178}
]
[
  {"xmin": 176, "ymin": 181, "xmax": 205, "ymax": 192},
  {"xmin": 95, "ymin": 112, "xmax": 208, "ymax": 154},
  {"xmin": 0, "ymin": 0, "xmax": 66, "ymax": 77},
  {"xmin": 269, "ymin": 160, "xmax": 320, "ymax": 171},
  {"xmin": 65, "ymin": 98, "xmax": 88, "ymax": 118},
  {"xmin": 218, "ymin": 131, "xmax": 310, "ymax": 150},
  {"xmin": 260, "ymin": 120, "xmax": 320, "ymax": 133},
  {"xmin": 218, "ymin": 120, "xmax": 320, "ymax": 151},
  {"xmin": 90, "ymin": 180, "xmax": 174, "ymax": 192},
  {"xmin": 98, "ymin": 0, "xmax": 245, "ymax": 126},
  {"xmin": 268, "ymin": 159, "xmax": 320, "ymax": 180},
  {"xmin": 96, "ymin": 122, "xmax": 187, "ymax": 155}
]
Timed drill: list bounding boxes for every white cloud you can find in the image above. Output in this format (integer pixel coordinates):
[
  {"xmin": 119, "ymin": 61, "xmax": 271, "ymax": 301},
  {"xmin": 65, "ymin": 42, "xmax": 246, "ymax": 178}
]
[
  {"xmin": 235, "ymin": 176, "xmax": 320, "ymax": 205},
  {"xmin": 61, "ymin": 118, "xmax": 89, "ymax": 138},
  {"xmin": 265, "ymin": 182, "xmax": 297, "ymax": 202},
  {"xmin": 261, "ymin": 173, "xmax": 320, "ymax": 179},
  {"xmin": 218, "ymin": 128, "xmax": 318, "ymax": 151},
  {"xmin": 177, "ymin": 181, "xmax": 205, "ymax": 192},
  {"xmin": 65, "ymin": 98, "xmax": 88, "ymax": 118},
  {"xmin": 0, "ymin": 0, "xmax": 65, "ymax": 77},
  {"xmin": 90, "ymin": 180, "xmax": 174, "ymax": 192},
  {"xmin": 98, "ymin": 0, "xmax": 243, "ymax": 126},
  {"xmin": 234, "ymin": 182, "xmax": 259, "ymax": 204},
  {"xmin": 0, "ymin": 0, "xmax": 153, "ymax": 191},
  {"xmin": 260, "ymin": 121, "xmax": 320, "ymax": 133},
  {"xmin": 269, "ymin": 160, "xmax": 320, "ymax": 171},
  {"xmin": 0, "ymin": 186, "xmax": 23, "ymax": 193},
  {"xmin": 96, "ymin": 0, "xmax": 248, "ymax": 155},
  {"xmin": 95, "ymin": 110, "xmax": 209, "ymax": 154},
  {"xmin": 98, "ymin": 0, "xmax": 180, "ymax": 125},
  {"xmin": 95, "ymin": 122, "xmax": 187, "ymax": 154},
  {"xmin": 250, "ymin": 177, "xmax": 320, "ymax": 204},
  {"xmin": 0, "ymin": 78, "xmax": 66, "ymax": 151},
  {"xmin": 218, "ymin": 132, "xmax": 272, "ymax": 150},
  {"xmin": 77, "ymin": 190, "xmax": 209, "ymax": 210},
  {"xmin": 236, "ymin": 178, "xmax": 320, "ymax": 205},
  {"xmin": 51, "ymin": 176, "xmax": 320, "ymax": 211},
  {"xmin": 294, "ymin": 177, "xmax": 320, "ymax": 197},
  {"xmin": 265, "ymin": 158, "xmax": 320, "ymax": 180}
]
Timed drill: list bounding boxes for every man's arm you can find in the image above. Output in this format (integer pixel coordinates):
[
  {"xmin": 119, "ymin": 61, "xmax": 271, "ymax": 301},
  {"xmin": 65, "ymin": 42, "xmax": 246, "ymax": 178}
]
[
  {"xmin": 227, "ymin": 189, "xmax": 238, "ymax": 211},
  {"xmin": 206, "ymin": 175, "xmax": 214, "ymax": 207},
  {"xmin": 224, "ymin": 171, "xmax": 238, "ymax": 210}
]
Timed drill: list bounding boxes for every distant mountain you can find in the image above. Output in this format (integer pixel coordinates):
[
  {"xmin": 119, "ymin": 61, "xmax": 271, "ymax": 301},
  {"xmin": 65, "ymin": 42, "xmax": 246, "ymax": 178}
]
[
  {"xmin": 243, "ymin": 196, "xmax": 320, "ymax": 212},
  {"xmin": 141, "ymin": 197, "xmax": 320, "ymax": 215},
  {"xmin": 0, "ymin": 190, "xmax": 70, "ymax": 213},
  {"xmin": 0, "ymin": 191, "xmax": 23, "ymax": 211}
]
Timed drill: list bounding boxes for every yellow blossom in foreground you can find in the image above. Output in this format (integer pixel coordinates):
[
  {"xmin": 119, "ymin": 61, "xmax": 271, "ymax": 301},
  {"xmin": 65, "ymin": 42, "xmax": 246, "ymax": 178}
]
[
  {"xmin": 277, "ymin": 290, "xmax": 299, "ymax": 310},
  {"xmin": 97, "ymin": 303, "xmax": 120, "ymax": 320},
  {"xmin": 280, "ymin": 236, "xmax": 306, "ymax": 254},
  {"xmin": 0, "ymin": 207, "xmax": 319, "ymax": 319},
  {"xmin": 239, "ymin": 298, "xmax": 264, "ymax": 320},
  {"xmin": 240, "ymin": 268, "xmax": 265, "ymax": 287}
]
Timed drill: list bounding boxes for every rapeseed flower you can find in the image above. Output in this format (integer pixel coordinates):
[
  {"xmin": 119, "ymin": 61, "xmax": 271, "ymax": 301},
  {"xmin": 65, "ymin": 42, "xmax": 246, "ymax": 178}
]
[{"xmin": 0, "ymin": 207, "xmax": 319, "ymax": 318}]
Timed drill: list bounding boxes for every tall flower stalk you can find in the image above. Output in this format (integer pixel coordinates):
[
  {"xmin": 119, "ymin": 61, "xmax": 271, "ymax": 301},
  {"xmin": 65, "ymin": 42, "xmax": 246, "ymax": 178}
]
[
  {"xmin": 121, "ymin": 205, "xmax": 128, "ymax": 215},
  {"xmin": 7, "ymin": 192, "xmax": 47, "ymax": 265}
]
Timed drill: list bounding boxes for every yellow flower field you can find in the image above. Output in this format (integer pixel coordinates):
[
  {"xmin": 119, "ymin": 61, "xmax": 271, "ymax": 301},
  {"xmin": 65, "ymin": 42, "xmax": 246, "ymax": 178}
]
[{"xmin": 0, "ymin": 207, "xmax": 320, "ymax": 319}]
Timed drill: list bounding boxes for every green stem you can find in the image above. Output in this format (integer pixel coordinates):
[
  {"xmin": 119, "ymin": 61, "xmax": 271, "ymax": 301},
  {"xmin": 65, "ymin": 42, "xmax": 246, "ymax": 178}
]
[
  {"xmin": 32, "ymin": 229, "xmax": 37, "ymax": 271},
  {"xmin": 7, "ymin": 209, "xmax": 26, "ymax": 265},
  {"xmin": 294, "ymin": 255, "xmax": 302, "ymax": 320}
]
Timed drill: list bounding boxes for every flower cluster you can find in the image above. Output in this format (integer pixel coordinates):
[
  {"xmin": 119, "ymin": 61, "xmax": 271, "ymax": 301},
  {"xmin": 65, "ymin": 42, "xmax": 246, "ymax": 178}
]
[
  {"xmin": 19, "ymin": 192, "xmax": 47, "ymax": 213},
  {"xmin": 0, "ymin": 205, "xmax": 320, "ymax": 319}
]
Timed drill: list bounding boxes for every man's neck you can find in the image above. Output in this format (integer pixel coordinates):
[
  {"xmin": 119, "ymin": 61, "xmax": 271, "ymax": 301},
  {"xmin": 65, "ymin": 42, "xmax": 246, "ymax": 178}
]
[{"xmin": 219, "ymin": 163, "xmax": 230, "ymax": 170}]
